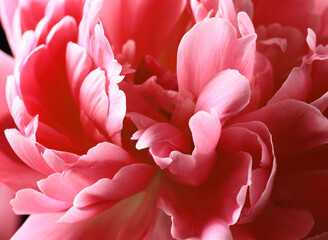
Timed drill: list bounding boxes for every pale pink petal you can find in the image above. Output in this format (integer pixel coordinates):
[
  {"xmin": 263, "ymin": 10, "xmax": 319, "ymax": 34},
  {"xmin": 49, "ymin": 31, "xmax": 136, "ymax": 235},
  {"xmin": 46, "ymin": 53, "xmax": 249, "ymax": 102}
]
[
  {"xmin": 201, "ymin": 219, "xmax": 233, "ymax": 240},
  {"xmin": 0, "ymin": 0, "xmax": 19, "ymax": 54},
  {"xmin": 195, "ymin": 69, "xmax": 251, "ymax": 124},
  {"xmin": 41, "ymin": 150, "xmax": 68, "ymax": 173},
  {"xmin": 190, "ymin": 0, "xmax": 214, "ymax": 22},
  {"xmin": 12, "ymin": 186, "xmax": 160, "ymax": 240},
  {"xmin": 5, "ymin": 129, "xmax": 54, "ymax": 175},
  {"xmin": 237, "ymin": 11, "xmax": 255, "ymax": 37},
  {"xmin": 0, "ymin": 65, "xmax": 45, "ymax": 190},
  {"xmin": 71, "ymin": 163, "xmax": 155, "ymax": 208},
  {"xmin": 59, "ymin": 164, "xmax": 156, "ymax": 222},
  {"xmin": 77, "ymin": 142, "xmax": 137, "ymax": 167},
  {"xmin": 78, "ymin": 0, "xmax": 122, "ymax": 82},
  {"xmin": 79, "ymin": 69, "xmax": 111, "ymax": 136},
  {"xmin": 38, "ymin": 142, "xmax": 140, "ymax": 204},
  {"xmin": 216, "ymin": 0, "xmax": 238, "ymax": 29},
  {"xmin": 11, "ymin": 188, "xmax": 71, "ymax": 214},
  {"xmin": 41, "ymin": 149, "xmax": 77, "ymax": 173},
  {"xmin": 37, "ymin": 171, "xmax": 96, "ymax": 203},
  {"xmin": 177, "ymin": 17, "xmax": 256, "ymax": 97},
  {"xmin": 66, "ymin": 42, "xmax": 94, "ymax": 104}
]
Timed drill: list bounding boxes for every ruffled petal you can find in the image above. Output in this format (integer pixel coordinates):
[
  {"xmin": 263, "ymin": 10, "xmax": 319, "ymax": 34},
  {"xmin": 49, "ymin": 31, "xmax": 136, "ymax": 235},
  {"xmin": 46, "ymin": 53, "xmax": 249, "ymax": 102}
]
[{"xmin": 177, "ymin": 17, "xmax": 256, "ymax": 97}]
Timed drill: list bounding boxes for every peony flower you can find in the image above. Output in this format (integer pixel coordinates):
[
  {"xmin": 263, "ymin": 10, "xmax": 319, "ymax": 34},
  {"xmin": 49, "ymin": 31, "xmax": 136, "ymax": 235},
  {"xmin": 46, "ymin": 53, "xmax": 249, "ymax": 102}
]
[{"xmin": 0, "ymin": 0, "xmax": 328, "ymax": 239}]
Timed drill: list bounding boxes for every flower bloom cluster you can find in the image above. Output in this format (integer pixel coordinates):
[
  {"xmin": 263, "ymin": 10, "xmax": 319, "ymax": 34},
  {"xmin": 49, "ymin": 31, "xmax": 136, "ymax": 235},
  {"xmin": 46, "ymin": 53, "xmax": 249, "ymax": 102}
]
[{"xmin": 0, "ymin": 0, "xmax": 328, "ymax": 239}]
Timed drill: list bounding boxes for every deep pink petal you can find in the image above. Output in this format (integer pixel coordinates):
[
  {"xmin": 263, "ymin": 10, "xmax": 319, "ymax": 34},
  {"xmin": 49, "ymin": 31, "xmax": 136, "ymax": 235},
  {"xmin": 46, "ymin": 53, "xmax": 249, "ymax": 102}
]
[
  {"xmin": 236, "ymin": 100, "xmax": 328, "ymax": 157},
  {"xmin": 272, "ymin": 171, "xmax": 328, "ymax": 237},
  {"xmin": 221, "ymin": 121, "xmax": 276, "ymax": 223},
  {"xmin": 159, "ymin": 151, "xmax": 252, "ymax": 239},
  {"xmin": 268, "ymin": 67, "xmax": 312, "ymax": 104},
  {"xmin": 99, "ymin": 0, "xmax": 187, "ymax": 66},
  {"xmin": 231, "ymin": 203, "xmax": 314, "ymax": 240},
  {"xmin": 253, "ymin": 0, "xmax": 319, "ymax": 34}
]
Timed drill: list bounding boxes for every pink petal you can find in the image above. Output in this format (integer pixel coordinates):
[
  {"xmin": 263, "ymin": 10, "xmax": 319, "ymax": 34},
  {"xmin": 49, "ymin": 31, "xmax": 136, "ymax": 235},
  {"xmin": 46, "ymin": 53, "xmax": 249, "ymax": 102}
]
[
  {"xmin": 5, "ymin": 129, "xmax": 54, "ymax": 175},
  {"xmin": 0, "ymin": 183, "xmax": 19, "ymax": 239},
  {"xmin": 12, "ymin": 187, "xmax": 160, "ymax": 240},
  {"xmin": 39, "ymin": 142, "xmax": 139, "ymax": 203},
  {"xmin": 220, "ymin": 121, "xmax": 276, "ymax": 223},
  {"xmin": 0, "ymin": 66, "xmax": 45, "ymax": 190},
  {"xmin": 37, "ymin": 171, "xmax": 97, "ymax": 203},
  {"xmin": 79, "ymin": 69, "xmax": 111, "ymax": 135},
  {"xmin": 100, "ymin": 0, "xmax": 187, "ymax": 66},
  {"xmin": 236, "ymin": 100, "xmax": 328, "ymax": 157},
  {"xmin": 168, "ymin": 110, "xmax": 221, "ymax": 185},
  {"xmin": 78, "ymin": 0, "xmax": 122, "ymax": 82},
  {"xmin": 77, "ymin": 142, "xmax": 137, "ymax": 167},
  {"xmin": 41, "ymin": 149, "xmax": 78, "ymax": 173},
  {"xmin": 159, "ymin": 151, "xmax": 252, "ymax": 239},
  {"xmin": 231, "ymin": 203, "xmax": 314, "ymax": 240},
  {"xmin": 272, "ymin": 171, "xmax": 328, "ymax": 237},
  {"xmin": 177, "ymin": 17, "xmax": 256, "ymax": 97},
  {"xmin": 11, "ymin": 188, "xmax": 71, "ymax": 214},
  {"xmin": 0, "ymin": 0, "xmax": 19, "ymax": 55},
  {"xmin": 268, "ymin": 67, "xmax": 312, "ymax": 104},
  {"xmin": 66, "ymin": 42, "xmax": 94, "ymax": 104},
  {"xmin": 311, "ymin": 92, "xmax": 328, "ymax": 113},
  {"xmin": 252, "ymin": 0, "xmax": 320, "ymax": 34},
  {"xmin": 136, "ymin": 123, "xmax": 189, "ymax": 151},
  {"xmin": 120, "ymin": 81, "xmax": 167, "ymax": 122},
  {"xmin": 195, "ymin": 69, "xmax": 251, "ymax": 124},
  {"xmin": 72, "ymin": 164, "xmax": 155, "ymax": 208},
  {"xmin": 59, "ymin": 165, "xmax": 156, "ymax": 222}
]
